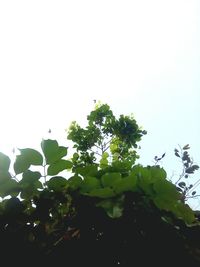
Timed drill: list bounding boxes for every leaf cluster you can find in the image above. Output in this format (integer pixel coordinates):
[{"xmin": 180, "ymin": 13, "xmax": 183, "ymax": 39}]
[{"xmin": 0, "ymin": 103, "xmax": 199, "ymax": 265}]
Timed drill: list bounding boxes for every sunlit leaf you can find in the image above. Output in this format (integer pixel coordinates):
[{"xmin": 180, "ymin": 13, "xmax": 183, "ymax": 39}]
[
  {"xmin": 113, "ymin": 172, "xmax": 137, "ymax": 194},
  {"xmin": 153, "ymin": 179, "xmax": 180, "ymax": 201},
  {"xmin": 101, "ymin": 172, "xmax": 122, "ymax": 188},
  {"xmin": 100, "ymin": 152, "xmax": 109, "ymax": 169},
  {"xmin": 76, "ymin": 165, "xmax": 98, "ymax": 177},
  {"xmin": 172, "ymin": 202, "xmax": 196, "ymax": 224},
  {"xmin": 80, "ymin": 176, "xmax": 101, "ymax": 193}
]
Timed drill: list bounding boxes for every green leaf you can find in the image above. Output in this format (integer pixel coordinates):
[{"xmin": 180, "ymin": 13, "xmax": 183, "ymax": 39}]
[
  {"xmin": 149, "ymin": 166, "xmax": 167, "ymax": 180},
  {"xmin": 101, "ymin": 172, "xmax": 122, "ymax": 188},
  {"xmin": 113, "ymin": 172, "xmax": 137, "ymax": 194},
  {"xmin": 14, "ymin": 148, "xmax": 43, "ymax": 175},
  {"xmin": 0, "ymin": 170, "xmax": 12, "ymax": 182},
  {"xmin": 100, "ymin": 152, "xmax": 109, "ymax": 169},
  {"xmin": 80, "ymin": 176, "xmax": 101, "ymax": 193},
  {"xmin": 0, "ymin": 179, "xmax": 20, "ymax": 198},
  {"xmin": 46, "ymin": 176, "xmax": 68, "ymax": 192},
  {"xmin": 96, "ymin": 197, "xmax": 124, "ymax": 218},
  {"xmin": 76, "ymin": 165, "xmax": 98, "ymax": 177},
  {"xmin": 153, "ymin": 179, "xmax": 181, "ymax": 201},
  {"xmin": 41, "ymin": 139, "xmax": 68, "ymax": 164},
  {"xmin": 20, "ymin": 170, "xmax": 41, "ymax": 184},
  {"xmin": 20, "ymin": 180, "xmax": 43, "ymax": 199},
  {"xmin": 88, "ymin": 187, "xmax": 115, "ymax": 198},
  {"xmin": 19, "ymin": 148, "xmax": 43, "ymax": 165},
  {"xmin": 14, "ymin": 155, "xmax": 31, "ymax": 175},
  {"xmin": 47, "ymin": 160, "xmax": 73, "ymax": 175},
  {"xmin": 0, "ymin": 152, "xmax": 11, "ymax": 172},
  {"xmin": 153, "ymin": 179, "xmax": 183, "ymax": 217},
  {"xmin": 172, "ymin": 202, "xmax": 196, "ymax": 224},
  {"xmin": 111, "ymin": 160, "xmax": 133, "ymax": 172},
  {"xmin": 136, "ymin": 166, "xmax": 167, "ymax": 196},
  {"xmin": 68, "ymin": 175, "xmax": 83, "ymax": 190},
  {"xmin": 108, "ymin": 205, "xmax": 123, "ymax": 218}
]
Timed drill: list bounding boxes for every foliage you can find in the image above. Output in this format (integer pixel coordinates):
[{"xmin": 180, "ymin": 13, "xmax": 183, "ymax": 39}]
[
  {"xmin": 173, "ymin": 144, "xmax": 200, "ymax": 202},
  {"xmin": 0, "ymin": 103, "xmax": 200, "ymax": 266}
]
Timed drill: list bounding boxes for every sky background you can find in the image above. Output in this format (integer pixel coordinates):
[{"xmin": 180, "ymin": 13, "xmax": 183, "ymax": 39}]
[{"xmin": 0, "ymin": 0, "xmax": 200, "ymax": 208}]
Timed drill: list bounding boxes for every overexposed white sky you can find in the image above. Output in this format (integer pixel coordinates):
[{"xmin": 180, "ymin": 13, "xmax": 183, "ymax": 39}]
[{"xmin": 0, "ymin": 1, "xmax": 200, "ymax": 207}]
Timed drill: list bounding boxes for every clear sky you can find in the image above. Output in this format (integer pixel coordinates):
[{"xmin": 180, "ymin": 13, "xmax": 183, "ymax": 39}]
[{"xmin": 0, "ymin": 1, "xmax": 199, "ymax": 208}]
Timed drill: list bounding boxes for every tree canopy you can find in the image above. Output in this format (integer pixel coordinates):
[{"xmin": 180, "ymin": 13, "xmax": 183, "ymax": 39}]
[{"xmin": 0, "ymin": 103, "xmax": 200, "ymax": 266}]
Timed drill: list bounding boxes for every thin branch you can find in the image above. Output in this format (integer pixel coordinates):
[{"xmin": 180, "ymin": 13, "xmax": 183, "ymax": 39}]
[
  {"xmin": 185, "ymin": 195, "xmax": 200, "ymax": 199},
  {"xmin": 94, "ymin": 144, "xmax": 102, "ymax": 150}
]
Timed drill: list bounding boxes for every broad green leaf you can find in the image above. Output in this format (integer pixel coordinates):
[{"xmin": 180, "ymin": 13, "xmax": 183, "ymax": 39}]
[
  {"xmin": 19, "ymin": 148, "xmax": 43, "ymax": 165},
  {"xmin": 0, "ymin": 152, "xmax": 11, "ymax": 172},
  {"xmin": 88, "ymin": 187, "xmax": 115, "ymax": 198},
  {"xmin": 76, "ymin": 165, "xmax": 98, "ymax": 177},
  {"xmin": 172, "ymin": 202, "xmax": 196, "ymax": 224},
  {"xmin": 100, "ymin": 152, "xmax": 109, "ymax": 169},
  {"xmin": 41, "ymin": 139, "xmax": 59, "ymax": 163},
  {"xmin": 149, "ymin": 166, "xmax": 167, "ymax": 180},
  {"xmin": 68, "ymin": 175, "xmax": 83, "ymax": 190},
  {"xmin": 47, "ymin": 160, "xmax": 73, "ymax": 175},
  {"xmin": 21, "ymin": 170, "xmax": 41, "ymax": 183},
  {"xmin": 46, "ymin": 176, "xmax": 68, "ymax": 192},
  {"xmin": 0, "ymin": 170, "xmax": 12, "ymax": 182},
  {"xmin": 113, "ymin": 172, "xmax": 137, "ymax": 194},
  {"xmin": 111, "ymin": 160, "xmax": 133, "ymax": 172},
  {"xmin": 101, "ymin": 172, "xmax": 122, "ymax": 188},
  {"xmin": 80, "ymin": 176, "xmax": 101, "ymax": 193},
  {"xmin": 41, "ymin": 139, "xmax": 68, "ymax": 164},
  {"xmin": 14, "ymin": 148, "xmax": 43, "ymax": 175},
  {"xmin": 14, "ymin": 155, "xmax": 31, "ymax": 174},
  {"xmin": 153, "ymin": 179, "xmax": 181, "ymax": 201},
  {"xmin": 135, "ymin": 166, "xmax": 167, "ymax": 196},
  {"xmin": 0, "ymin": 179, "xmax": 20, "ymax": 198},
  {"xmin": 153, "ymin": 196, "xmax": 174, "ymax": 211}
]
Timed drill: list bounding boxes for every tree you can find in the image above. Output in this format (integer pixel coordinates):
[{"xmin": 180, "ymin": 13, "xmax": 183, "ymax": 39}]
[{"xmin": 0, "ymin": 103, "xmax": 200, "ymax": 266}]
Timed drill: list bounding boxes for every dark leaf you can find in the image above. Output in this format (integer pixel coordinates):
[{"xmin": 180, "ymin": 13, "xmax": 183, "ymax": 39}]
[
  {"xmin": 175, "ymin": 152, "xmax": 180, "ymax": 158},
  {"xmin": 183, "ymin": 144, "xmax": 190, "ymax": 150},
  {"xmin": 46, "ymin": 176, "xmax": 68, "ymax": 192},
  {"xmin": 178, "ymin": 182, "xmax": 186, "ymax": 188}
]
